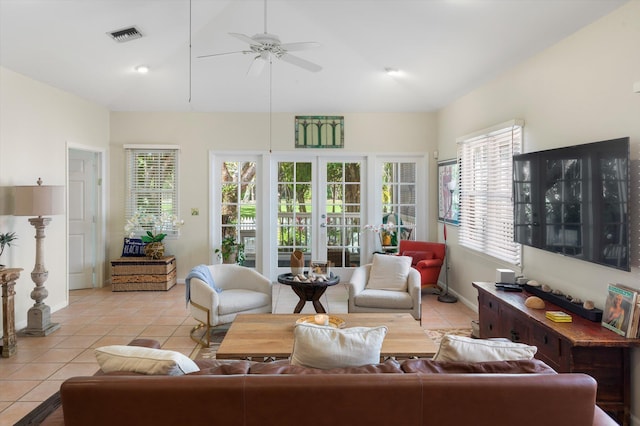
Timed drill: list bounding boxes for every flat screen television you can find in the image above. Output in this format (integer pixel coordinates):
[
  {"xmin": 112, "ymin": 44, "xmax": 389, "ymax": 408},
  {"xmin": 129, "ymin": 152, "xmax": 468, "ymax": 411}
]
[{"xmin": 513, "ymin": 137, "xmax": 630, "ymax": 271}]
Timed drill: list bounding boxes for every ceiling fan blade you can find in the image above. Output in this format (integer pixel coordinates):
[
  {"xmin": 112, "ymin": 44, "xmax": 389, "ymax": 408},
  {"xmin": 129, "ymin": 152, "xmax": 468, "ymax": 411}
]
[
  {"xmin": 197, "ymin": 50, "xmax": 249, "ymax": 59},
  {"xmin": 280, "ymin": 53, "xmax": 322, "ymax": 72},
  {"xmin": 229, "ymin": 32, "xmax": 261, "ymax": 46},
  {"xmin": 247, "ymin": 57, "xmax": 266, "ymax": 76},
  {"xmin": 280, "ymin": 42, "xmax": 320, "ymax": 52}
]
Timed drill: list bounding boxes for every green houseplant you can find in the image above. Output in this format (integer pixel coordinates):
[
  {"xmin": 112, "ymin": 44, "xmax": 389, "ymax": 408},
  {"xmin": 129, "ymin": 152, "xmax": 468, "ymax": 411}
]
[
  {"xmin": 215, "ymin": 236, "xmax": 245, "ymax": 265},
  {"xmin": 0, "ymin": 232, "xmax": 18, "ymax": 268}
]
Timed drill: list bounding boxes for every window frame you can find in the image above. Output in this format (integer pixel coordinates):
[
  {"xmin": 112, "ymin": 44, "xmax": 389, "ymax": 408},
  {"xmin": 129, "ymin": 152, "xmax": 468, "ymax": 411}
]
[{"xmin": 457, "ymin": 120, "xmax": 523, "ymax": 265}]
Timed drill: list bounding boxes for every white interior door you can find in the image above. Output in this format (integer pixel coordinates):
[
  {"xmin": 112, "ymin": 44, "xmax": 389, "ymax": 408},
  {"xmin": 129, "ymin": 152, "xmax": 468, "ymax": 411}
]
[{"xmin": 68, "ymin": 149, "xmax": 97, "ymax": 290}]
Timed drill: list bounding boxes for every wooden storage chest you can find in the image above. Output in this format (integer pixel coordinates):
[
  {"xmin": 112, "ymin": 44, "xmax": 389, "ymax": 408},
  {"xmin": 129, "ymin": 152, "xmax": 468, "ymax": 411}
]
[{"xmin": 111, "ymin": 256, "xmax": 176, "ymax": 291}]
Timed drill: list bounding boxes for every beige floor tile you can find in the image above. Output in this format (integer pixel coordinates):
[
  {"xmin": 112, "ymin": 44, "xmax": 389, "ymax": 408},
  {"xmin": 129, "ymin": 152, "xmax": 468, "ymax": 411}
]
[
  {"xmin": 74, "ymin": 323, "xmax": 116, "ymax": 335},
  {"xmin": 139, "ymin": 325, "xmax": 178, "ymax": 337},
  {"xmin": 7, "ymin": 363, "xmax": 64, "ymax": 380},
  {"xmin": 33, "ymin": 348, "xmax": 84, "ymax": 363},
  {"xmin": 90, "ymin": 335, "xmax": 138, "ymax": 348},
  {"xmin": 0, "ymin": 380, "xmax": 40, "ymax": 401},
  {"xmin": 18, "ymin": 380, "xmax": 63, "ymax": 402},
  {"xmin": 0, "ymin": 401, "xmax": 42, "ymax": 426},
  {"xmin": 0, "ymin": 363, "xmax": 24, "ymax": 379},
  {"xmin": 54, "ymin": 335, "xmax": 101, "ymax": 349},
  {"xmin": 162, "ymin": 335, "xmax": 199, "ymax": 349},
  {"xmin": 48, "ymin": 362, "xmax": 100, "ymax": 381},
  {"xmin": 108, "ymin": 324, "xmax": 147, "ymax": 335}
]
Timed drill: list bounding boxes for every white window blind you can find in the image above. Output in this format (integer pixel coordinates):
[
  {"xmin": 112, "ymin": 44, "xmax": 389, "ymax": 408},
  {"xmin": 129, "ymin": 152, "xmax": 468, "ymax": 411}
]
[
  {"xmin": 457, "ymin": 121, "xmax": 523, "ymax": 264},
  {"xmin": 125, "ymin": 146, "xmax": 180, "ymax": 238}
]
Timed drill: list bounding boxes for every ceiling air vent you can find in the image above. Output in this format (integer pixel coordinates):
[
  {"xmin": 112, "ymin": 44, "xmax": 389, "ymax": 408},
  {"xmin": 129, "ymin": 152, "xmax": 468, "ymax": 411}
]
[{"xmin": 108, "ymin": 26, "xmax": 143, "ymax": 43}]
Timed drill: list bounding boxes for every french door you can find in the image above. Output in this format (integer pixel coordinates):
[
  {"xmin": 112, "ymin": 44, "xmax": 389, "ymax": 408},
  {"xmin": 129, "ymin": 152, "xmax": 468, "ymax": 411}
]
[
  {"xmin": 212, "ymin": 153, "xmax": 425, "ymax": 280},
  {"xmin": 273, "ymin": 156, "xmax": 364, "ymax": 276}
]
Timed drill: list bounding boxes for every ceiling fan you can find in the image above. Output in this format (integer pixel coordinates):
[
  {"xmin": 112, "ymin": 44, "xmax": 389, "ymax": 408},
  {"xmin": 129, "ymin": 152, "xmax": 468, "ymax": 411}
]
[{"xmin": 197, "ymin": 0, "xmax": 322, "ymax": 76}]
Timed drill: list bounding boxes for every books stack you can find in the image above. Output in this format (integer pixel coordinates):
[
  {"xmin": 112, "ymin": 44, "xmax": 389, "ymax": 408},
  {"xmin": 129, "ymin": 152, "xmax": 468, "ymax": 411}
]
[
  {"xmin": 546, "ymin": 311, "xmax": 572, "ymax": 323},
  {"xmin": 601, "ymin": 283, "xmax": 640, "ymax": 338}
]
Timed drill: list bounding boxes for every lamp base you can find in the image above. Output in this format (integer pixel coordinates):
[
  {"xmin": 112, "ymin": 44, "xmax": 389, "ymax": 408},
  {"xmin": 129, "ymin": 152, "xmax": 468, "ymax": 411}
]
[
  {"xmin": 437, "ymin": 292, "xmax": 458, "ymax": 303},
  {"xmin": 19, "ymin": 304, "xmax": 60, "ymax": 336}
]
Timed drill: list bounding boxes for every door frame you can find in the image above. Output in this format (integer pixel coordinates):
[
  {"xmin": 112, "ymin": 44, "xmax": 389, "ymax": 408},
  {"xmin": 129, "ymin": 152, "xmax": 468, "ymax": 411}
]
[{"xmin": 66, "ymin": 143, "xmax": 106, "ymax": 290}]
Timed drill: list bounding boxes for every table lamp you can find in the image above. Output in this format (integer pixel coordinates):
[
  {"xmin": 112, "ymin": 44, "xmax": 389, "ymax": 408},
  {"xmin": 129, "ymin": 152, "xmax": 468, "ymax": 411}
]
[{"xmin": 14, "ymin": 178, "xmax": 64, "ymax": 336}]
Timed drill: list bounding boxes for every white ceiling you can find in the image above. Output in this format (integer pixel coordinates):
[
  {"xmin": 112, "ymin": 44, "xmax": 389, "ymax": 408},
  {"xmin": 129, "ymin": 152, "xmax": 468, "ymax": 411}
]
[{"xmin": 0, "ymin": 0, "xmax": 627, "ymax": 113}]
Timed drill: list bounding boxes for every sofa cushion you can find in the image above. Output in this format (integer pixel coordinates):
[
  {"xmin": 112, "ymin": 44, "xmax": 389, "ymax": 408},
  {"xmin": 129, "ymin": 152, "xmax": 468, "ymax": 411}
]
[
  {"xmin": 401, "ymin": 358, "xmax": 556, "ymax": 374},
  {"xmin": 433, "ymin": 335, "xmax": 537, "ymax": 362},
  {"xmin": 95, "ymin": 345, "xmax": 200, "ymax": 376},
  {"xmin": 402, "ymin": 250, "xmax": 434, "ymax": 266},
  {"xmin": 354, "ymin": 288, "xmax": 414, "ymax": 309},
  {"xmin": 366, "ymin": 254, "xmax": 412, "ymax": 291},
  {"xmin": 290, "ymin": 323, "xmax": 388, "ymax": 369},
  {"xmin": 218, "ymin": 289, "xmax": 271, "ymax": 315},
  {"xmin": 250, "ymin": 358, "xmax": 403, "ymax": 374}
]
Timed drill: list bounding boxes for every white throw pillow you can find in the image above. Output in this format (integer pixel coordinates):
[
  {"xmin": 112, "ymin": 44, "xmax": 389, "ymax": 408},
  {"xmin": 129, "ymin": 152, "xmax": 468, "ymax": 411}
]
[
  {"xmin": 291, "ymin": 323, "xmax": 388, "ymax": 369},
  {"xmin": 366, "ymin": 254, "xmax": 412, "ymax": 292},
  {"xmin": 95, "ymin": 345, "xmax": 200, "ymax": 376},
  {"xmin": 433, "ymin": 335, "xmax": 537, "ymax": 362}
]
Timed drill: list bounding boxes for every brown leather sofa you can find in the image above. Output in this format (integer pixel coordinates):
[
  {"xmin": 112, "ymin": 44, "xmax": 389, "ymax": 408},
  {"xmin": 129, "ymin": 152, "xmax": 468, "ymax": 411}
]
[{"xmin": 42, "ymin": 340, "xmax": 617, "ymax": 426}]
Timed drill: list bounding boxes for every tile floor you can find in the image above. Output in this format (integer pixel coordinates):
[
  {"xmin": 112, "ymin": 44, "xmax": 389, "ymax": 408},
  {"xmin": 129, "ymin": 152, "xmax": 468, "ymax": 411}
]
[{"xmin": 0, "ymin": 283, "xmax": 477, "ymax": 425}]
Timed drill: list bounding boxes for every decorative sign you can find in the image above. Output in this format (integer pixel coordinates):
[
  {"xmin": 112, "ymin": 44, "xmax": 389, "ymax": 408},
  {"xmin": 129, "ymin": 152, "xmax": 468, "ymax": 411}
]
[
  {"xmin": 122, "ymin": 238, "xmax": 146, "ymax": 257},
  {"xmin": 295, "ymin": 116, "xmax": 344, "ymax": 148}
]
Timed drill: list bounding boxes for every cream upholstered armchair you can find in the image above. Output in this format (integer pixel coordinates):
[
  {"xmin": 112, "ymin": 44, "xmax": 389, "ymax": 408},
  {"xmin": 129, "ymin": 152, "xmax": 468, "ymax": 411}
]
[
  {"xmin": 347, "ymin": 254, "xmax": 421, "ymax": 321},
  {"xmin": 187, "ymin": 264, "xmax": 272, "ymax": 346}
]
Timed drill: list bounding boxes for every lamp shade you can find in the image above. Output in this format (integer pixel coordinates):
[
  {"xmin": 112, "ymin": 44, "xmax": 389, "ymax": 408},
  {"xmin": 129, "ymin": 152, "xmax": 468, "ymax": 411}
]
[{"xmin": 14, "ymin": 183, "xmax": 64, "ymax": 216}]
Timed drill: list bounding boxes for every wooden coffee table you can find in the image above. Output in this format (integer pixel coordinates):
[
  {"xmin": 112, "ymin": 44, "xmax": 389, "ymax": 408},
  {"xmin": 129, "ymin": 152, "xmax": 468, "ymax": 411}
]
[{"xmin": 216, "ymin": 313, "xmax": 438, "ymax": 361}]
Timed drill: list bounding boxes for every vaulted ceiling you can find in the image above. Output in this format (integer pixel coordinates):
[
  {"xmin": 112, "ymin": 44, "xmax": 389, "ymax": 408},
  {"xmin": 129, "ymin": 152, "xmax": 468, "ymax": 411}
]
[{"xmin": 0, "ymin": 0, "xmax": 627, "ymax": 112}]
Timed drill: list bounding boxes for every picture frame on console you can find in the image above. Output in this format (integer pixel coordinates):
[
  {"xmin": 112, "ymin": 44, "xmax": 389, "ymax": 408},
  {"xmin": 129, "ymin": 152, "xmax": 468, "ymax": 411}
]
[{"xmin": 438, "ymin": 159, "xmax": 459, "ymax": 225}]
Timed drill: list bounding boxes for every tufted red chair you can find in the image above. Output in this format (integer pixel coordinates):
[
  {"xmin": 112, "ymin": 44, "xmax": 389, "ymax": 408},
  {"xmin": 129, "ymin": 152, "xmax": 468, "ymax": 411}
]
[{"xmin": 398, "ymin": 241, "xmax": 445, "ymax": 289}]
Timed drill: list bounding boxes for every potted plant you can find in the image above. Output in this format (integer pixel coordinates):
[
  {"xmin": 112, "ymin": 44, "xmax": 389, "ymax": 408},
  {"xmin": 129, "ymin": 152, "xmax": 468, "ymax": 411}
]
[
  {"xmin": 215, "ymin": 236, "xmax": 245, "ymax": 265},
  {"xmin": 0, "ymin": 232, "xmax": 18, "ymax": 269},
  {"xmin": 142, "ymin": 231, "xmax": 166, "ymax": 259}
]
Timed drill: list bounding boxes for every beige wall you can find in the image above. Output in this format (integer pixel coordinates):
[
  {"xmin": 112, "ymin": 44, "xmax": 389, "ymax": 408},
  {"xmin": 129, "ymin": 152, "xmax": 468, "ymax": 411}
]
[
  {"xmin": 0, "ymin": 67, "xmax": 110, "ymax": 330},
  {"xmin": 109, "ymin": 111, "xmax": 437, "ymax": 278},
  {"xmin": 436, "ymin": 2, "xmax": 640, "ymax": 423}
]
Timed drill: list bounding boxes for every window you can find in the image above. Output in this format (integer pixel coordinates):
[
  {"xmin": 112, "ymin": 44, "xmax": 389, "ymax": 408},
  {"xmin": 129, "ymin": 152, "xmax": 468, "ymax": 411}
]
[
  {"xmin": 125, "ymin": 145, "xmax": 180, "ymax": 237},
  {"xmin": 457, "ymin": 121, "xmax": 523, "ymax": 264}
]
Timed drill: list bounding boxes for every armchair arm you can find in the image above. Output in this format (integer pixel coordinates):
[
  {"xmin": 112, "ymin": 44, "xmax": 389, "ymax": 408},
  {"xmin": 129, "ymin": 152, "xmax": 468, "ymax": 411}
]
[
  {"xmin": 347, "ymin": 265, "xmax": 370, "ymax": 299},
  {"xmin": 415, "ymin": 258, "xmax": 443, "ymax": 271},
  {"xmin": 189, "ymin": 277, "xmax": 221, "ymax": 326},
  {"xmin": 407, "ymin": 268, "xmax": 422, "ymax": 320}
]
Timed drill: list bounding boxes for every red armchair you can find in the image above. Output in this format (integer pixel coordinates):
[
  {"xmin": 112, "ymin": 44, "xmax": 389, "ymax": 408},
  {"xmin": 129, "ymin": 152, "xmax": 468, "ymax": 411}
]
[{"xmin": 398, "ymin": 241, "xmax": 445, "ymax": 289}]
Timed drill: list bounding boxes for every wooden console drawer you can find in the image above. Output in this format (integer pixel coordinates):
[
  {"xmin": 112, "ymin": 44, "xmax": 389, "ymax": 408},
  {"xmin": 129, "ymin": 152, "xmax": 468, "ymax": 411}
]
[{"xmin": 531, "ymin": 327, "xmax": 560, "ymax": 358}]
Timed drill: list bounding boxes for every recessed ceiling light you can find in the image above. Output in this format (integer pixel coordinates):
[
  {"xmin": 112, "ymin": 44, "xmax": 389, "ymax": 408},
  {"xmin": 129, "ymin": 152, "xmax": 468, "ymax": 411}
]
[
  {"xmin": 385, "ymin": 67, "xmax": 401, "ymax": 76},
  {"xmin": 135, "ymin": 65, "xmax": 149, "ymax": 74}
]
